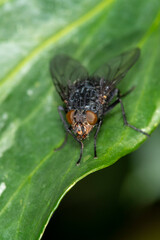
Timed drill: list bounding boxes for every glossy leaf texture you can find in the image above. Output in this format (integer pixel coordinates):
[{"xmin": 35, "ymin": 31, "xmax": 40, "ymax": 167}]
[{"xmin": 0, "ymin": 0, "xmax": 160, "ymax": 239}]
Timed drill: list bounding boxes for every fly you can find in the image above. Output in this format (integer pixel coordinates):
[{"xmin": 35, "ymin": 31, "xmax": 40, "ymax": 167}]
[{"xmin": 50, "ymin": 48, "xmax": 149, "ymax": 165}]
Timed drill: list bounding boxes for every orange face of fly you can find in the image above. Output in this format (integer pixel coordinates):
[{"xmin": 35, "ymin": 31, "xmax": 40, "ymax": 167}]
[{"xmin": 66, "ymin": 110, "xmax": 98, "ymax": 140}]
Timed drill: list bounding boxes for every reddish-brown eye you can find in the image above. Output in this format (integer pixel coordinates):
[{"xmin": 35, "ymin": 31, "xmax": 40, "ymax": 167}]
[
  {"xmin": 66, "ymin": 110, "xmax": 75, "ymax": 124},
  {"xmin": 86, "ymin": 110, "xmax": 98, "ymax": 125}
]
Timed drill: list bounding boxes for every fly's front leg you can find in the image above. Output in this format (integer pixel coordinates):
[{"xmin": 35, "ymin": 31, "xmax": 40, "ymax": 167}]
[
  {"xmin": 57, "ymin": 106, "xmax": 70, "ymax": 133},
  {"xmin": 57, "ymin": 105, "xmax": 78, "ymax": 141},
  {"xmin": 94, "ymin": 120, "xmax": 102, "ymax": 159},
  {"xmin": 76, "ymin": 141, "xmax": 84, "ymax": 166},
  {"xmin": 54, "ymin": 106, "xmax": 70, "ymax": 151},
  {"xmin": 56, "ymin": 106, "xmax": 84, "ymax": 165}
]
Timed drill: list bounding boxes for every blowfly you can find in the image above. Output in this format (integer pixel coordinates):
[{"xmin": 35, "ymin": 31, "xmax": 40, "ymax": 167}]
[{"xmin": 50, "ymin": 48, "xmax": 149, "ymax": 165}]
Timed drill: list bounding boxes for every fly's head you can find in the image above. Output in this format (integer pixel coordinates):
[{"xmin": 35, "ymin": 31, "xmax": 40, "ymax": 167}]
[{"xmin": 66, "ymin": 109, "xmax": 98, "ymax": 140}]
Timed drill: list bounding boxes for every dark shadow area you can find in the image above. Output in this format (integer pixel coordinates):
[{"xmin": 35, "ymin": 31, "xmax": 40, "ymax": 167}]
[{"xmin": 42, "ymin": 127, "xmax": 160, "ymax": 240}]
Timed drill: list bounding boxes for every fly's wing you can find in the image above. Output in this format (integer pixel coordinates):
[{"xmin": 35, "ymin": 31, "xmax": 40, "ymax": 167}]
[
  {"xmin": 94, "ymin": 48, "xmax": 140, "ymax": 88},
  {"xmin": 50, "ymin": 55, "xmax": 88, "ymax": 101}
]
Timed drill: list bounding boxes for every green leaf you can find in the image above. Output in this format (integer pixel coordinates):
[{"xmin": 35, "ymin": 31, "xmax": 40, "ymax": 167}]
[{"xmin": 0, "ymin": 0, "xmax": 160, "ymax": 239}]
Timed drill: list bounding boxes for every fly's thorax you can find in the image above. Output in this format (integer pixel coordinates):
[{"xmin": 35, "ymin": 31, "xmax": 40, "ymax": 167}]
[
  {"xmin": 66, "ymin": 109, "xmax": 98, "ymax": 140},
  {"xmin": 67, "ymin": 80, "xmax": 101, "ymax": 110}
]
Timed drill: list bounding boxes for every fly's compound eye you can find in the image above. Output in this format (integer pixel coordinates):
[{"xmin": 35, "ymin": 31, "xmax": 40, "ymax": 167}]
[
  {"xmin": 66, "ymin": 110, "xmax": 75, "ymax": 124},
  {"xmin": 86, "ymin": 111, "xmax": 98, "ymax": 125}
]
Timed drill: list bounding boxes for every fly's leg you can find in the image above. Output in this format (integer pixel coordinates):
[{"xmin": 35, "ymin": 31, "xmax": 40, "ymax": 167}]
[
  {"xmin": 57, "ymin": 106, "xmax": 78, "ymax": 141},
  {"xmin": 76, "ymin": 141, "xmax": 84, "ymax": 166},
  {"xmin": 104, "ymin": 86, "xmax": 135, "ymax": 114},
  {"xmin": 117, "ymin": 91, "xmax": 150, "ymax": 137},
  {"xmin": 54, "ymin": 131, "xmax": 68, "ymax": 151},
  {"xmin": 94, "ymin": 120, "xmax": 102, "ymax": 159},
  {"xmin": 119, "ymin": 86, "xmax": 135, "ymax": 98},
  {"xmin": 105, "ymin": 89, "xmax": 149, "ymax": 137},
  {"xmin": 56, "ymin": 106, "xmax": 84, "ymax": 165}
]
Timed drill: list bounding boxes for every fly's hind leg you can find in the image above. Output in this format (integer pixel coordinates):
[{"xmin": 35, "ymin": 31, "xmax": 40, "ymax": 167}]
[
  {"xmin": 104, "ymin": 89, "xmax": 150, "ymax": 137},
  {"xmin": 117, "ymin": 90, "xmax": 150, "ymax": 137}
]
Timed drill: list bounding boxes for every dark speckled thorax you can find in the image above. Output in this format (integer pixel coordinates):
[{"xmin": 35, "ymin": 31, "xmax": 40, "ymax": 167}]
[{"xmin": 67, "ymin": 78, "xmax": 111, "ymax": 117}]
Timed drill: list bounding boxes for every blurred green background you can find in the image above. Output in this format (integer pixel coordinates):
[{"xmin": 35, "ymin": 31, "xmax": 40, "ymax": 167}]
[{"xmin": 43, "ymin": 126, "xmax": 160, "ymax": 240}]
